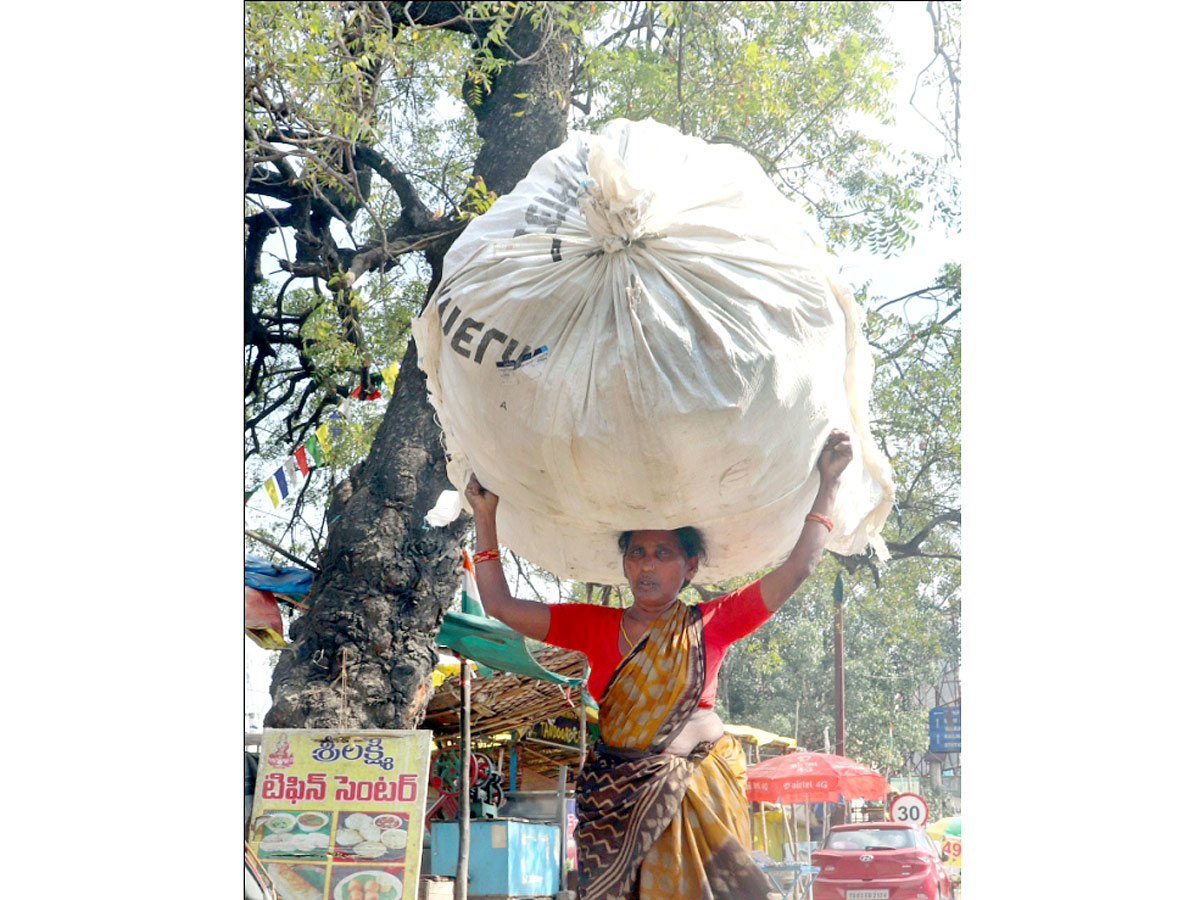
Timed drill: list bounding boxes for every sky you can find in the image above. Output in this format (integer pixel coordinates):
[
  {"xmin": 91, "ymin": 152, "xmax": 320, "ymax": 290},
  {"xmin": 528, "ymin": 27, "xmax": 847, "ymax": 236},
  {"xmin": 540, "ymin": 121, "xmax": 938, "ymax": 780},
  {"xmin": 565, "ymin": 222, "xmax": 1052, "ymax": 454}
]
[{"xmin": 835, "ymin": 1, "xmax": 960, "ymax": 303}]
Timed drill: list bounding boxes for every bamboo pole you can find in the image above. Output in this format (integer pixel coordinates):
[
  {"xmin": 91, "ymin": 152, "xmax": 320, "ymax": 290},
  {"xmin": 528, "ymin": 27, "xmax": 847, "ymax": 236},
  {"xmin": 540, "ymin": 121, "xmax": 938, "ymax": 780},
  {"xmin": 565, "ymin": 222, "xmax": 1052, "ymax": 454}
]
[
  {"xmin": 756, "ymin": 745, "xmax": 768, "ymax": 856},
  {"xmin": 455, "ymin": 656, "xmax": 471, "ymax": 900},
  {"xmin": 780, "ymin": 798, "xmax": 796, "ymax": 861}
]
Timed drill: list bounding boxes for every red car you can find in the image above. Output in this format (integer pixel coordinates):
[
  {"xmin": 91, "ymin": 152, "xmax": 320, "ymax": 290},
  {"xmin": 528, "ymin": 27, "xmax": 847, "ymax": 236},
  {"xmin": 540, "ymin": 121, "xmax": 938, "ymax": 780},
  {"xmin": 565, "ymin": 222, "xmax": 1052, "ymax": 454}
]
[{"xmin": 811, "ymin": 822, "xmax": 956, "ymax": 900}]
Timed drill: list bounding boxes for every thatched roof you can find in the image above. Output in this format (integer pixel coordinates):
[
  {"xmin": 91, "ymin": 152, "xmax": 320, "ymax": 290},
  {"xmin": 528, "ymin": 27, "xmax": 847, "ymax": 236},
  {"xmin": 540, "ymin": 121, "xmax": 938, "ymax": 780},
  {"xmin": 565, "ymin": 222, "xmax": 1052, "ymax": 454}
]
[{"xmin": 420, "ymin": 645, "xmax": 591, "ymax": 784}]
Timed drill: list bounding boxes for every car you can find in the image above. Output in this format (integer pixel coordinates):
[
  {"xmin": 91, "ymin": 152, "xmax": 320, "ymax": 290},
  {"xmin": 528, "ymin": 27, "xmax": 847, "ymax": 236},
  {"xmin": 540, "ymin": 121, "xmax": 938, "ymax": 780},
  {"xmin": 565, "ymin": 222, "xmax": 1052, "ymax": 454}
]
[{"xmin": 810, "ymin": 822, "xmax": 956, "ymax": 900}]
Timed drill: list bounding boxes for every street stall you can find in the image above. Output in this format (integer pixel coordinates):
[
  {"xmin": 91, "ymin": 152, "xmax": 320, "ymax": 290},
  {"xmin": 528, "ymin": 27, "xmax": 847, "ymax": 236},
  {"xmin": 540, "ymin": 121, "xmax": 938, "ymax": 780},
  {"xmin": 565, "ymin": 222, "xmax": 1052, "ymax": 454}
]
[
  {"xmin": 416, "ymin": 552, "xmax": 589, "ymax": 898},
  {"xmin": 745, "ymin": 750, "xmax": 892, "ymax": 899},
  {"xmin": 245, "ymin": 550, "xmax": 589, "ymax": 899}
]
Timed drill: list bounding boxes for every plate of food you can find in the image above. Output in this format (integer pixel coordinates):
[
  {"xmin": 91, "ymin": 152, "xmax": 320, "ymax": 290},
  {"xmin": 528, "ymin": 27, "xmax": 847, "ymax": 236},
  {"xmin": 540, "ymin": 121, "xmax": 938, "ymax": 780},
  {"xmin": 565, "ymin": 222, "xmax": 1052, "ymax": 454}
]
[
  {"xmin": 259, "ymin": 831, "xmax": 329, "ymax": 856},
  {"xmin": 264, "ymin": 863, "xmax": 324, "ymax": 900},
  {"xmin": 333, "ymin": 870, "xmax": 403, "ymax": 900},
  {"xmin": 266, "ymin": 812, "xmax": 297, "ymax": 833},
  {"xmin": 380, "ymin": 828, "xmax": 407, "ymax": 850},
  {"xmin": 352, "ymin": 840, "xmax": 388, "ymax": 859},
  {"xmin": 296, "ymin": 811, "xmax": 329, "ymax": 832}
]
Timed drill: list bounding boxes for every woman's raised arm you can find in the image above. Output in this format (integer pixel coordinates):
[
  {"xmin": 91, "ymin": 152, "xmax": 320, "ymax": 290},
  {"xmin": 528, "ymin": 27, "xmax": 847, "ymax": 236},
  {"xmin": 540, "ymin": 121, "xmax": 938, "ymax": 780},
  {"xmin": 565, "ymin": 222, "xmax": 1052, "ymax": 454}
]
[
  {"xmin": 464, "ymin": 473, "xmax": 552, "ymax": 641},
  {"xmin": 758, "ymin": 429, "xmax": 853, "ymax": 613}
]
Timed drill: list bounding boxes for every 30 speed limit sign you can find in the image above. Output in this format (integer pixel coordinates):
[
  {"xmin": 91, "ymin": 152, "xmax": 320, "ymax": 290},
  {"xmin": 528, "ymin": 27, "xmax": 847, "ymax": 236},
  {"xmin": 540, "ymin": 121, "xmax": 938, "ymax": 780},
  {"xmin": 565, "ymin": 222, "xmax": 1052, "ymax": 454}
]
[{"xmin": 888, "ymin": 792, "xmax": 929, "ymax": 827}]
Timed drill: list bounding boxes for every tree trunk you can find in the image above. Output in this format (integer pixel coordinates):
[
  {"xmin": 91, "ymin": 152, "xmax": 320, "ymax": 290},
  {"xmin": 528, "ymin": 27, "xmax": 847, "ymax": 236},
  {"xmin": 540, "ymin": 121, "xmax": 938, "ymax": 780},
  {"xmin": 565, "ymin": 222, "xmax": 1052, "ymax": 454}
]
[
  {"xmin": 266, "ymin": 338, "xmax": 470, "ymax": 729},
  {"xmin": 265, "ymin": 4, "xmax": 573, "ymax": 731}
]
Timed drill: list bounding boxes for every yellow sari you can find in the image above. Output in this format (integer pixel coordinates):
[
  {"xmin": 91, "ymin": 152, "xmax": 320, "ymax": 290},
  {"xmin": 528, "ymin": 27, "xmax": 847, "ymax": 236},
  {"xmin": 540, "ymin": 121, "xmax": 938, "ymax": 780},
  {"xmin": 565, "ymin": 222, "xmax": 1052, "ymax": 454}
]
[{"xmin": 575, "ymin": 602, "xmax": 773, "ymax": 900}]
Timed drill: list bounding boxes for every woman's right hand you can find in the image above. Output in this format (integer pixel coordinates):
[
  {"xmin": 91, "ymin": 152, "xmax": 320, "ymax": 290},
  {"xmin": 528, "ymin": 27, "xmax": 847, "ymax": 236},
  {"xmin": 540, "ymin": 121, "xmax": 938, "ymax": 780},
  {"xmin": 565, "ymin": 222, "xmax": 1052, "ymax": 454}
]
[{"xmin": 465, "ymin": 473, "xmax": 499, "ymax": 517}]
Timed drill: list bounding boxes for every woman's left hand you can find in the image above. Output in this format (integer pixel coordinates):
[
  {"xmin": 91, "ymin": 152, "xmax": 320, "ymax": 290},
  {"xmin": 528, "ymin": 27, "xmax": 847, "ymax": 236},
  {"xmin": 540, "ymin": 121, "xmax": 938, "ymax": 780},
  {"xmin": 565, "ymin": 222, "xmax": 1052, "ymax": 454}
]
[{"xmin": 817, "ymin": 429, "xmax": 853, "ymax": 484}]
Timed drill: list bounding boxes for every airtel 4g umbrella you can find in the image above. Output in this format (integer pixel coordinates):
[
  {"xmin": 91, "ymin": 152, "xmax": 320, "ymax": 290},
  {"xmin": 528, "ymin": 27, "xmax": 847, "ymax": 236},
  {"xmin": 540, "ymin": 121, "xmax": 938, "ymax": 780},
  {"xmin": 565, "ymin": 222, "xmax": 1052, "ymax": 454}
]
[{"xmin": 745, "ymin": 750, "xmax": 891, "ymax": 804}]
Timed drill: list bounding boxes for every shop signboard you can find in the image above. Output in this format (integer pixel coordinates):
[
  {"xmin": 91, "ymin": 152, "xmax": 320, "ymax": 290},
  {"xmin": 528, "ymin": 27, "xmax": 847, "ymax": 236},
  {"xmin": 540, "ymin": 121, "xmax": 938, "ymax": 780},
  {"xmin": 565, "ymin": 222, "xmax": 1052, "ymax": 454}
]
[
  {"xmin": 940, "ymin": 834, "xmax": 962, "ymax": 882},
  {"xmin": 928, "ymin": 705, "xmax": 961, "ymax": 753},
  {"xmin": 249, "ymin": 729, "xmax": 432, "ymax": 900},
  {"xmin": 530, "ymin": 715, "xmax": 599, "ymax": 749}
]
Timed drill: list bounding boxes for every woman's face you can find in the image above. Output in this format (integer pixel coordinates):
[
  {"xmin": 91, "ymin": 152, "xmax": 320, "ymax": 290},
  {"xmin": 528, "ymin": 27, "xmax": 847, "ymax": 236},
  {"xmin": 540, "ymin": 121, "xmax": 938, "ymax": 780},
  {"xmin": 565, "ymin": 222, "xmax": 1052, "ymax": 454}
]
[{"xmin": 622, "ymin": 530, "xmax": 699, "ymax": 608}]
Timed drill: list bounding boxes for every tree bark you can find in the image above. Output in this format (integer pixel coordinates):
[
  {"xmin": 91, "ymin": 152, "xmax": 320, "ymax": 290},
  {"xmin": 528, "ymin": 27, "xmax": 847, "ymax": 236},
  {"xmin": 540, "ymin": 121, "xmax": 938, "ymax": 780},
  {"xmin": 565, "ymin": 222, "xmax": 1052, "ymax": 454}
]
[{"xmin": 265, "ymin": 338, "xmax": 470, "ymax": 729}]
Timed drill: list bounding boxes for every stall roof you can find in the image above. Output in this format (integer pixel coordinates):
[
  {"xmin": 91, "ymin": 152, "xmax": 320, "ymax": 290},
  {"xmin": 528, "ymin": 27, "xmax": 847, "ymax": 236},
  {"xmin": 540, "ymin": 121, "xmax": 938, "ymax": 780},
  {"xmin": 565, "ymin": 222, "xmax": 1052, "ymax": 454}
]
[
  {"xmin": 724, "ymin": 723, "xmax": 797, "ymax": 751},
  {"xmin": 422, "ymin": 644, "xmax": 590, "ymax": 782}
]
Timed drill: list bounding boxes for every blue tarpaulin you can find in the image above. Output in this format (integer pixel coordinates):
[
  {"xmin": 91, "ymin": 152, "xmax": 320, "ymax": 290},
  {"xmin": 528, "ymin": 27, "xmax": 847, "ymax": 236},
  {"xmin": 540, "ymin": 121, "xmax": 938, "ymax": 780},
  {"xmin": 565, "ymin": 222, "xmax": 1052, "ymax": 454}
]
[{"xmin": 244, "ymin": 556, "xmax": 313, "ymax": 597}]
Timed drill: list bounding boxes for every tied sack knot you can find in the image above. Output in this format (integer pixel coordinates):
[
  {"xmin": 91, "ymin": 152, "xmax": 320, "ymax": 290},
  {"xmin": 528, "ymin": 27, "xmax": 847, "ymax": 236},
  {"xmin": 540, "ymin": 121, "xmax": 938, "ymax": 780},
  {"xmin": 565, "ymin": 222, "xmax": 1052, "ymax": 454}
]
[{"xmin": 578, "ymin": 143, "xmax": 655, "ymax": 254}]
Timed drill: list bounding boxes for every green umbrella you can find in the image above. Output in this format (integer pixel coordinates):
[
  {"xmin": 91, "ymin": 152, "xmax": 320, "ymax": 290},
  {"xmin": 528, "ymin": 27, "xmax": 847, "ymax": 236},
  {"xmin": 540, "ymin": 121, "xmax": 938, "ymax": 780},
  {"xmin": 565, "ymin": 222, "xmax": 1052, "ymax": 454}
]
[{"xmin": 926, "ymin": 815, "xmax": 961, "ymax": 840}]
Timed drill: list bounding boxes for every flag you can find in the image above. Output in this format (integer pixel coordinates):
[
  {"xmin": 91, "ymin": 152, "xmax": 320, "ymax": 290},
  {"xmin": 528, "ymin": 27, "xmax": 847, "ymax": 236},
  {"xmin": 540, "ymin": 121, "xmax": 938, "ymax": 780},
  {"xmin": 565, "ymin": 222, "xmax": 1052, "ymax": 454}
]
[
  {"xmin": 315, "ymin": 424, "xmax": 332, "ymax": 456},
  {"xmin": 273, "ymin": 468, "xmax": 289, "ymax": 500},
  {"xmin": 264, "ymin": 478, "xmax": 280, "ymax": 507},
  {"xmin": 295, "ymin": 446, "xmax": 309, "ymax": 477},
  {"xmin": 283, "ymin": 456, "xmax": 299, "ymax": 487},
  {"xmin": 460, "ymin": 548, "xmax": 485, "ymax": 616},
  {"xmin": 305, "ymin": 435, "xmax": 324, "ymax": 468},
  {"xmin": 381, "ymin": 360, "xmax": 399, "ymax": 392}
]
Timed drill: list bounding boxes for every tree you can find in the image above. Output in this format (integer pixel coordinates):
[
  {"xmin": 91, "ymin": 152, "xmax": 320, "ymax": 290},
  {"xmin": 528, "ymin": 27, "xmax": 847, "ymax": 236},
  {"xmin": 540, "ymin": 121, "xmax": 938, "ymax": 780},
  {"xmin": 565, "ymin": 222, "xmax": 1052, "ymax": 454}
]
[{"xmin": 244, "ymin": 1, "xmax": 962, "ymax": 730}]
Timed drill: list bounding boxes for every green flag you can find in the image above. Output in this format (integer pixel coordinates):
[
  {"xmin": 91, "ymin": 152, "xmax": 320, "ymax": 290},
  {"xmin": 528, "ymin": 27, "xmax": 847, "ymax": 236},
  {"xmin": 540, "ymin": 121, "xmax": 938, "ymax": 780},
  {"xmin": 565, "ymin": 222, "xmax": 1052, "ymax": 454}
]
[{"xmin": 305, "ymin": 435, "xmax": 324, "ymax": 468}]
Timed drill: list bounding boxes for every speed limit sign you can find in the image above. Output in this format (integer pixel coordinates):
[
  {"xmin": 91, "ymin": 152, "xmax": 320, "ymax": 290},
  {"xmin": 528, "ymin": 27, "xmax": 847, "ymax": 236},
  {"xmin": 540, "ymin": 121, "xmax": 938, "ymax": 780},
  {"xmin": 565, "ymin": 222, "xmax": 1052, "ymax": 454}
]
[{"xmin": 889, "ymin": 792, "xmax": 929, "ymax": 827}]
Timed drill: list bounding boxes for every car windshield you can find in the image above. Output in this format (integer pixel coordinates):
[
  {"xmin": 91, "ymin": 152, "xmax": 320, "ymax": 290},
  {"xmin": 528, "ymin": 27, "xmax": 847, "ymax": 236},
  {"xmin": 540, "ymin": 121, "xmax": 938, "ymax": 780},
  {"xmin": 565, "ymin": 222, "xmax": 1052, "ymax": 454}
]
[{"xmin": 825, "ymin": 828, "xmax": 916, "ymax": 850}]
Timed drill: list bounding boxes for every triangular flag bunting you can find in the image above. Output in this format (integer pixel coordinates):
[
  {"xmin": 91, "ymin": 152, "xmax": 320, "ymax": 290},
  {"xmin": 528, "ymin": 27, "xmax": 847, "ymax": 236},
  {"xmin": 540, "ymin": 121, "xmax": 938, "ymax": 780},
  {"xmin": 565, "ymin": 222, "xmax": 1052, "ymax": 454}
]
[
  {"xmin": 273, "ymin": 468, "xmax": 289, "ymax": 500},
  {"xmin": 305, "ymin": 435, "xmax": 324, "ymax": 468},
  {"xmin": 315, "ymin": 424, "xmax": 332, "ymax": 456},
  {"xmin": 381, "ymin": 360, "xmax": 400, "ymax": 392}
]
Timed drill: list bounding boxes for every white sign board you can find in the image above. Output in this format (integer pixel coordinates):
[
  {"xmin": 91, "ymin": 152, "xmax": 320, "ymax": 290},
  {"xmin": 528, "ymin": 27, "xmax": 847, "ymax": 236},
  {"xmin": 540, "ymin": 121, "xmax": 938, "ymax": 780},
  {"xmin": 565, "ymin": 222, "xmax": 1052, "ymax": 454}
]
[{"xmin": 888, "ymin": 792, "xmax": 929, "ymax": 827}]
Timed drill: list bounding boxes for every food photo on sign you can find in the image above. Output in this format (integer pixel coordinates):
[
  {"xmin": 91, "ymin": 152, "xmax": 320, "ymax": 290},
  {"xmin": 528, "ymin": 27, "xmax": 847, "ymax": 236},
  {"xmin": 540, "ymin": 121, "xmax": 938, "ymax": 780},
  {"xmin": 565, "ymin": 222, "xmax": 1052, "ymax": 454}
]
[
  {"xmin": 263, "ymin": 861, "xmax": 326, "ymax": 900},
  {"xmin": 330, "ymin": 864, "xmax": 406, "ymax": 900},
  {"xmin": 256, "ymin": 810, "xmax": 333, "ymax": 857},
  {"xmin": 333, "ymin": 811, "xmax": 410, "ymax": 861}
]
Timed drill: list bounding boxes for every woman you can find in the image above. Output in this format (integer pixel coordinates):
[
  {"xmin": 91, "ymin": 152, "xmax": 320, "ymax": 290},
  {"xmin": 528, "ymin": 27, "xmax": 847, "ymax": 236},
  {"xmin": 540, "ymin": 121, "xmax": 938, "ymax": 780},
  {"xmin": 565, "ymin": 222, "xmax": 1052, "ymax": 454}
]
[{"xmin": 464, "ymin": 429, "xmax": 854, "ymax": 900}]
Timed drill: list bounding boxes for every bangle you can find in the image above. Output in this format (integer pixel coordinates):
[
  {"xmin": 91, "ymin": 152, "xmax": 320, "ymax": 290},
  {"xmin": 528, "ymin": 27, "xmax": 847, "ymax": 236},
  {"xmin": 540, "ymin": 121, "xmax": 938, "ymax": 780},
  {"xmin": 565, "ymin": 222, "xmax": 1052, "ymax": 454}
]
[
  {"xmin": 805, "ymin": 512, "xmax": 834, "ymax": 533},
  {"xmin": 473, "ymin": 548, "xmax": 501, "ymax": 564}
]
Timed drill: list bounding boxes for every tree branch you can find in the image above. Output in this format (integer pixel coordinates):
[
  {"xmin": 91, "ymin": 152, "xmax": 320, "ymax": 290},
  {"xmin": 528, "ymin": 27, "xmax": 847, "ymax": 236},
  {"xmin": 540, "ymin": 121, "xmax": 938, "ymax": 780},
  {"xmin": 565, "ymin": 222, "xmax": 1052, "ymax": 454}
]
[{"xmin": 886, "ymin": 510, "xmax": 961, "ymax": 558}]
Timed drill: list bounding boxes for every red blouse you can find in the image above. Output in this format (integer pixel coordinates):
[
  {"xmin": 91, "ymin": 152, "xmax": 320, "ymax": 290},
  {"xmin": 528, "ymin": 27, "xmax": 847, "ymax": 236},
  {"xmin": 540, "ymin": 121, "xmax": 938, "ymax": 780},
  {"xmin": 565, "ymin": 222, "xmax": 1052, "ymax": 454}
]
[{"xmin": 544, "ymin": 579, "xmax": 772, "ymax": 706}]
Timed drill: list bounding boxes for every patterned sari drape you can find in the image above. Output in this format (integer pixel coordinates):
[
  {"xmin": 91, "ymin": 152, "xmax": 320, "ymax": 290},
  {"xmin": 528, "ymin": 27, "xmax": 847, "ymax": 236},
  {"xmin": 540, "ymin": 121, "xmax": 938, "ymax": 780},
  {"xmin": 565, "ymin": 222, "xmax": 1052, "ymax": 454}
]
[{"xmin": 575, "ymin": 602, "xmax": 774, "ymax": 900}]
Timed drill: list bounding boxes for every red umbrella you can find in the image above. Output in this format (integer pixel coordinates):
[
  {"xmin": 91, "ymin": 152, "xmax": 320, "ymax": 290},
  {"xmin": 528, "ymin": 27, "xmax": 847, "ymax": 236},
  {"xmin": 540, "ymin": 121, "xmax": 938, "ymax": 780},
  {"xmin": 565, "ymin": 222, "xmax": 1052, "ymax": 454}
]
[{"xmin": 745, "ymin": 751, "xmax": 891, "ymax": 804}]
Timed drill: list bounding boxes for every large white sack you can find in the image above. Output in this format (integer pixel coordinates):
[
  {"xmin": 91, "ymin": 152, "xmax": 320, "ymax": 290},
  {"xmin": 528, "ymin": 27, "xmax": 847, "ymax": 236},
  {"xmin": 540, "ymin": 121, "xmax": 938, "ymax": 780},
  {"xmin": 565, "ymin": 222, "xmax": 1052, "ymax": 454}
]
[{"xmin": 413, "ymin": 118, "xmax": 894, "ymax": 585}]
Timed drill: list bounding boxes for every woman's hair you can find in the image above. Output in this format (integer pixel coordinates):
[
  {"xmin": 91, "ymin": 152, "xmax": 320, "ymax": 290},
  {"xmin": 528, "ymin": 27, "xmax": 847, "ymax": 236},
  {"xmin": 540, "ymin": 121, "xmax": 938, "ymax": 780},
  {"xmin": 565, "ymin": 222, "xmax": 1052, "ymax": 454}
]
[{"xmin": 617, "ymin": 527, "xmax": 708, "ymax": 564}]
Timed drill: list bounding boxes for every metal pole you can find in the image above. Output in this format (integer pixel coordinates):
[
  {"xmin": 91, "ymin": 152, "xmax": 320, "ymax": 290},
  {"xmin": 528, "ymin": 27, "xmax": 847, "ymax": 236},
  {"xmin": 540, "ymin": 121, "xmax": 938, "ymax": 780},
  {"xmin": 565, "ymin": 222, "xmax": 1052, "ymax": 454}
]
[
  {"xmin": 557, "ymin": 764, "xmax": 569, "ymax": 895},
  {"xmin": 456, "ymin": 656, "xmax": 471, "ymax": 900},
  {"xmin": 832, "ymin": 572, "xmax": 845, "ymax": 757}
]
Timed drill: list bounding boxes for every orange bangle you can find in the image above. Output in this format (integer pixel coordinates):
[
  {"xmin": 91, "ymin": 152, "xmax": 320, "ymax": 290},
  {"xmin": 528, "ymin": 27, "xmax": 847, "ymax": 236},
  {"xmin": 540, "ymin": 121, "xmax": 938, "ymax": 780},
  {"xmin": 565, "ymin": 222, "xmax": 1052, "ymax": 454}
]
[
  {"xmin": 473, "ymin": 548, "xmax": 501, "ymax": 564},
  {"xmin": 805, "ymin": 512, "xmax": 833, "ymax": 532}
]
